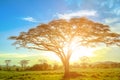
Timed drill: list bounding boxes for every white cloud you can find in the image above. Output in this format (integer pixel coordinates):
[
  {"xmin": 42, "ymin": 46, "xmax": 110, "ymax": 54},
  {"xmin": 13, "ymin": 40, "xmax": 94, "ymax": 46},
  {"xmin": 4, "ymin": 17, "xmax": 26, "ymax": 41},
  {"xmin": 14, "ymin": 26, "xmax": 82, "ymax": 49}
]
[
  {"xmin": 0, "ymin": 52, "xmax": 43, "ymax": 58},
  {"xmin": 57, "ymin": 10, "xmax": 97, "ymax": 20},
  {"xmin": 111, "ymin": 23, "xmax": 120, "ymax": 33},
  {"xmin": 104, "ymin": 17, "xmax": 120, "ymax": 33},
  {"xmin": 104, "ymin": 18, "xmax": 119, "ymax": 24},
  {"xmin": 113, "ymin": 7, "xmax": 120, "ymax": 15},
  {"xmin": 103, "ymin": 17, "xmax": 120, "ymax": 33},
  {"xmin": 22, "ymin": 17, "xmax": 38, "ymax": 22}
]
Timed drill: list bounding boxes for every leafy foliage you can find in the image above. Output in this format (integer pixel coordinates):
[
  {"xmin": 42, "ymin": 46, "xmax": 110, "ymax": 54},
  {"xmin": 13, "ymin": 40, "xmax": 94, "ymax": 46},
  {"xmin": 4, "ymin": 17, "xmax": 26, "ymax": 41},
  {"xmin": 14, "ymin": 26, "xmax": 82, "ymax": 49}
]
[{"xmin": 9, "ymin": 17, "xmax": 120, "ymax": 56}]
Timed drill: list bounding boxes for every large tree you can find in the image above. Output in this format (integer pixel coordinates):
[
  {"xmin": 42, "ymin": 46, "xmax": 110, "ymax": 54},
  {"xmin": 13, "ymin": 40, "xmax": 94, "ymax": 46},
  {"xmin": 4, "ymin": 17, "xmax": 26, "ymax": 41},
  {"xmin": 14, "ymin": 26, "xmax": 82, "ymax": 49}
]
[{"xmin": 9, "ymin": 17, "xmax": 120, "ymax": 77}]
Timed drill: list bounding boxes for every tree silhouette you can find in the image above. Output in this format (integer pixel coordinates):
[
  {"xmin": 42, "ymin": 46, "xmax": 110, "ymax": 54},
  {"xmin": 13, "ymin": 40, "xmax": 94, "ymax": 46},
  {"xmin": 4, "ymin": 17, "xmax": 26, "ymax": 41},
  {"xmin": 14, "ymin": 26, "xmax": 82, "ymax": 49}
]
[
  {"xmin": 39, "ymin": 59, "xmax": 47, "ymax": 64},
  {"xmin": 5, "ymin": 60, "xmax": 11, "ymax": 70},
  {"xmin": 53, "ymin": 61, "xmax": 60, "ymax": 70},
  {"xmin": 9, "ymin": 17, "xmax": 120, "ymax": 77},
  {"xmin": 0, "ymin": 66, "xmax": 1, "ymax": 71},
  {"xmin": 19, "ymin": 60, "xmax": 29, "ymax": 70},
  {"xmin": 38, "ymin": 59, "xmax": 48, "ymax": 70}
]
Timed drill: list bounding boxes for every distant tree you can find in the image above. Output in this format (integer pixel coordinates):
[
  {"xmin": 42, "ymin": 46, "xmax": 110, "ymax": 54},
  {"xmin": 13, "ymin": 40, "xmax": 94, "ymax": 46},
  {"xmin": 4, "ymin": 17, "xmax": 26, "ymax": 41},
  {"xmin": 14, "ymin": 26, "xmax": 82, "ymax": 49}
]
[
  {"xmin": 9, "ymin": 17, "xmax": 120, "ymax": 77},
  {"xmin": 72, "ymin": 62, "xmax": 80, "ymax": 68},
  {"xmin": 39, "ymin": 59, "xmax": 47, "ymax": 64},
  {"xmin": 0, "ymin": 65, "xmax": 1, "ymax": 70},
  {"xmin": 42, "ymin": 62, "xmax": 49, "ymax": 70},
  {"xmin": 30, "ymin": 62, "xmax": 50, "ymax": 71},
  {"xmin": 80, "ymin": 56, "xmax": 90, "ymax": 68},
  {"xmin": 5, "ymin": 60, "xmax": 11, "ymax": 70},
  {"xmin": 38, "ymin": 59, "xmax": 49, "ymax": 70},
  {"xmin": 30, "ymin": 64, "xmax": 41, "ymax": 71},
  {"xmin": 12, "ymin": 65, "xmax": 17, "ymax": 71},
  {"xmin": 53, "ymin": 61, "xmax": 59, "ymax": 70},
  {"xmin": 19, "ymin": 60, "xmax": 29, "ymax": 70}
]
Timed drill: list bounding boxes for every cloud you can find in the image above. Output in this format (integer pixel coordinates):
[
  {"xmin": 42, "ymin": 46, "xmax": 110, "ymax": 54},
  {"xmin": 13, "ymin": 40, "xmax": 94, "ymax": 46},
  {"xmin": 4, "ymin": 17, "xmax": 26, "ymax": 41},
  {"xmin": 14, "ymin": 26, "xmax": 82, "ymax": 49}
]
[
  {"xmin": 111, "ymin": 23, "xmax": 120, "ymax": 33},
  {"xmin": 22, "ymin": 17, "xmax": 38, "ymax": 22},
  {"xmin": 0, "ymin": 52, "xmax": 43, "ymax": 58},
  {"xmin": 57, "ymin": 10, "xmax": 97, "ymax": 20},
  {"xmin": 113, "ymin": 7, "xmax": 120, "ymax": 15},
  {"xmin": 104, "ymin": 18, "xmax": 119, "ymax": 24},
  {"xmin": 100, "ymin": 0, "xmax": 114, "ymax": 8},
  {"xmin": 104, "ymin": 18, "xmax": 120, "ymax": 33},
  {"xmin": 103, "ymin": 17, "xmax": 120, "ymax": 33}
]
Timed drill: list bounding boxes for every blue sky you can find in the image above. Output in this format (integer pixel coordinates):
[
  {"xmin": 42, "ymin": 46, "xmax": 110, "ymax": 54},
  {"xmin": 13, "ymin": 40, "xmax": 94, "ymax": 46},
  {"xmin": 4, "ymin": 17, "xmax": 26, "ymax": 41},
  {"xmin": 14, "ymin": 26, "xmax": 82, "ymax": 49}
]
[{"xmin": 0, "ymin": 0, "xmax": 120, "ymax": 65}]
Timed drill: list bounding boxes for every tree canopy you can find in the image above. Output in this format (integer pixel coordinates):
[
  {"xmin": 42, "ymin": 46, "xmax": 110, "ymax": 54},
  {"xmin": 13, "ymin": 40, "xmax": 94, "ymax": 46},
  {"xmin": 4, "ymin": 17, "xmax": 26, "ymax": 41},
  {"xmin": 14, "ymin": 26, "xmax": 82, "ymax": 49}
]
[{"xmin": 9, "ymin": 17, "xmax": 120, "ymax": 77}]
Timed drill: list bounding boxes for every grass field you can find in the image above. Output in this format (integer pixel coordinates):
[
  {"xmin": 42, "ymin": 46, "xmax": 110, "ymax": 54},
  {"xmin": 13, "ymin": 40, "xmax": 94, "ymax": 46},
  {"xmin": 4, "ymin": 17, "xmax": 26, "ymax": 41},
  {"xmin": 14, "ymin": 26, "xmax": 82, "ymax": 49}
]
[{"xmin": 0, "ymin": 68, "xmax": 120, "ymax": 80}]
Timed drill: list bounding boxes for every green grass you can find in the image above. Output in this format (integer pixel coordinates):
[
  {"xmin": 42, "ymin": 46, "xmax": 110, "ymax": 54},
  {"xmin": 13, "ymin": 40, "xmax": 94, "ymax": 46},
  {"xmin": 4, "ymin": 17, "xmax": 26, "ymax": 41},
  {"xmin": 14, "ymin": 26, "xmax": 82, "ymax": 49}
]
[{"xmin": 0, "ymin": 68, "xmax": 120, "ymax": 80}]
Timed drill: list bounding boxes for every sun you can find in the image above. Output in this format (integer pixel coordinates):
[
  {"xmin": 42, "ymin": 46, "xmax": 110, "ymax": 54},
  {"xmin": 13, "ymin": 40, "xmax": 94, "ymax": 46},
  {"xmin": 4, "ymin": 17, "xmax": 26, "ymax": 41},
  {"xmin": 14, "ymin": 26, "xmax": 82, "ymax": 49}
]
[
  {"xmin": 43, "ymin": 46, "xmax": 95, "ymax": 64},
  {"xmin": 43, "ymin": 37, "xmax": 96, "ymax": 63},
  {"xmin": 70, "ymin": 46, "xmax": 95, "ymax": 62}
]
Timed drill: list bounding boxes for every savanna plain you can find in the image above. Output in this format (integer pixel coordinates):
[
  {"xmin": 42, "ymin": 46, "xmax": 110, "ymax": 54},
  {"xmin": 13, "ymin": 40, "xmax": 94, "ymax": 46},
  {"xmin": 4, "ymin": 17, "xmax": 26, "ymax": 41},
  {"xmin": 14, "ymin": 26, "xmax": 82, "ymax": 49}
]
[{"xmin": 0, "ymin": 68, "xmax": 120, "ymax": 80}]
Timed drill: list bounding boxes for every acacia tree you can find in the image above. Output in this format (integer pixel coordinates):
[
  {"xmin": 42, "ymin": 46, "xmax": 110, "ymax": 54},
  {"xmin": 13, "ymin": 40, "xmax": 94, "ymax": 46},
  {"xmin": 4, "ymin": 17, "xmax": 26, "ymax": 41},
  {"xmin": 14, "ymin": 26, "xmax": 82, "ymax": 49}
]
[
  {"xmin": 39, "ymin": 59, "xmax": 47, "ymax": 64},
  {"xmin": 5, "ymin": 60, "xmax": 11, "ymax": 70},
  {"xmin": 19, "ymin": 60, "xmax": 29, "ymax": 70},
  {"xmin": 80, "ymin": 56, "xmax": 90, "ymax": 68},
  {"xmin": 9, "ymin": 17, "xmax": 120, "ymax": 77}
]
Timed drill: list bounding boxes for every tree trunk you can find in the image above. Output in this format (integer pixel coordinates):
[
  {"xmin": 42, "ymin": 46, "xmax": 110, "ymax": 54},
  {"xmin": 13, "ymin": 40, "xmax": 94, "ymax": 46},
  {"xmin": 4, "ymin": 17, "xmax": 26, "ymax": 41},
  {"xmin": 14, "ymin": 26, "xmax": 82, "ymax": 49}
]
[
  {"xmin": 6, "ymin": 64, "xmax": 9, "ymax": 70},
  {"xmin": 63, "ymin": 59, "xmax": 70, "ymax": 78}
]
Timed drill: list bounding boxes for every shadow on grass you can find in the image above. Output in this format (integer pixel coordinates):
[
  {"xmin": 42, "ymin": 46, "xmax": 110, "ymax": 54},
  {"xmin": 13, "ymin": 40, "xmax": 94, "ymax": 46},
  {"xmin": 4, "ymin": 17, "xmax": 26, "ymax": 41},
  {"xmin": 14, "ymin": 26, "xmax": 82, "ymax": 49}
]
[{"xmin": 62, "ymin": 72, "xmax": 86, "ymax": 80}]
